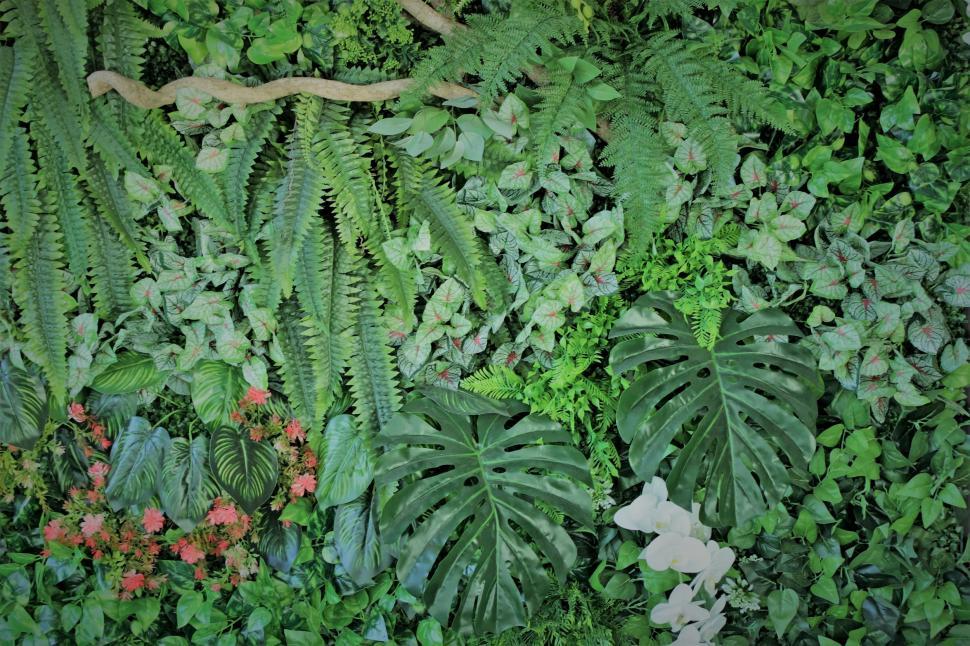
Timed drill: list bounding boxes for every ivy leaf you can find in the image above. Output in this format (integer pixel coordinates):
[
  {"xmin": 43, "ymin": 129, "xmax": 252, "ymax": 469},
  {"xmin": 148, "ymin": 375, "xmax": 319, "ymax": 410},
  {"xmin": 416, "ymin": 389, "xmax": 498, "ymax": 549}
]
[
  {"xmin": 247, "ymin": 19, "xmax": 302, "ymax": 64},
  {"xmin": 767, "ymin": 589, "xmax": 799, "ymax": 639},
  {"xmin": 0, "ymin": 359, "xmax": 47, "ymax": 450},
  {"xmin": 159, "ymin": 436, "xmax": 216, "ymax": 533},
  {"xmin": 314, "ymin": 415, "xmax": 374, "ymax": 510},
  {"xmin": 92, "ymin": 352, "xmax": 167, "ymax": 395},
  {"xmin": 209, "ymin": 426, "xmax": 279, "ymax": 514},
  {"xmin": 876, "ymin": 135, "xmax": 917, "ymax": 174},
  {"xmin": 191, "ymin": 360, "xmax": 246, "ymax": 428},
  {"xmin": 106, "ymin": 417, "xmax": 171, "ymax": 510}
]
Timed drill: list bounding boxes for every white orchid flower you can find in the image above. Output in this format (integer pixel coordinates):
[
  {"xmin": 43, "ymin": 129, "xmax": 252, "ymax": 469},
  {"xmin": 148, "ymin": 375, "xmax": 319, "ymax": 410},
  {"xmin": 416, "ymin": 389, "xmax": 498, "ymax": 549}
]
[
  {"xmin": 670, "ymin": 624, "xmax": 711, "ymax": 645},
  {"xmin": 693, "ymin": 541, "xmax": 735, "ymax": 594},
  {"xmin": 614, "ymin": 477, "xmax": 669, "ymax": 532},
  {"xmin": 650, "ymin": 500, "xmax": 693, "ymax": 535},
  {"xmin": 697, "ymin": 595, "xmax": 728, "ymax": 641},
  {"xmin": 650, "ymin": 583, "xmax": 710, "ymax": 631},
  {"xmin": 688, "ymin": 502, "xmax": 711, "ymax": 541},
  {"xmin": 642, "ymin": 531, "xmax": 711, "ymax": 573}
]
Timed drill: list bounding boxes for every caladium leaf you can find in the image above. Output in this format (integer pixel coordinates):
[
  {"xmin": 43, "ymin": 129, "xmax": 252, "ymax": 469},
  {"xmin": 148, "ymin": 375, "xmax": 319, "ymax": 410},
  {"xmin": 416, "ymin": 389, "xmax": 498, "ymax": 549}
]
[
  {"xmin": 937, "ymin": 273, "xmax": 970, "ymax": 307},
  {"xmin": 674, "ymin": 137, "xmax": 707, "ymax": 173},
  {"xmin": 907, "ymin": 317, "xmax": 948, "ymax": 354},
  {"xmin": 377, "ymin": 388, "xmax": 592, "ymax": 635},
  {"xmin": 609, "ymin": 293, "xmax": 821, "ymax": 526}
]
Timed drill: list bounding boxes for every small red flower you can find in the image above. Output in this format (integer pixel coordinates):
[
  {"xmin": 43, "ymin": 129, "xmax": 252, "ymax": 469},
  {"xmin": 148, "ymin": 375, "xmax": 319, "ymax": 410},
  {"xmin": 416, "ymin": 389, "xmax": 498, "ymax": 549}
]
[
  {"xmin": 68, "ymin": 403, "xmax": 87, "ymax": 422},
  {"xmin": 244, "ymin": 387, "xmax": 269, "ymax": 406},
  {"xmin": 142, "ymin": 508, "xmax": 165, "ymax": 534},
  {"xmin": 285, "ymin": 419, "xmax": 305, "ymax": 443},
  {"xmin": 194, "ymin": 567, "xmax": 206, "ymax": 580},
  {"xmin": 180, "ymin": 543, "xmax": 206, "ymax": 565},
  {"xmin": 290, "ymin": 473, "xmax": 317, "ymax": 497},
  {"xmin": 44, "ymin": 519, "xmax": 66, "ymax": 542},
  {"xmin": 121, "ymin": 571, "xmax": 145, "ymax": 592},
  {"xmin": 207, "ymin": 500, "xmax": 238, "ymax": 526},
  {"xmin": 80, "ymin": 513, "xmax": 104, "ymax": 537}
]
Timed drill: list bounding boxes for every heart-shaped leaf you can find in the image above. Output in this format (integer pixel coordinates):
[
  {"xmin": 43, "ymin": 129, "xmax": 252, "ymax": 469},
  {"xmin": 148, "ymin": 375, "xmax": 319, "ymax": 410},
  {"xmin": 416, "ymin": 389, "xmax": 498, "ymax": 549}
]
[
  {"xmin": 0, "ymin": 359, "xmax": 47, "ymax": 450},
  {"xmin": 259, "ymin": 513, "xmax": 302, "ymax": 573},
  {"xmin": 191, "ymin": 360, "xmax": 246, "ymax": 427},
  {"xmin": 160, "ymin": 436, "xmax": 217, "ymax": 532},
  {"xmin": 209, "ymin": 426, "xmax": 279, "ymax": 514},
  {"xmin": 106, "ymin": 417, "xmax": 171, "ymax": 509},
  {"xmin": 92, "ymin": 352, "xmax": 166, "ymax": 395}
]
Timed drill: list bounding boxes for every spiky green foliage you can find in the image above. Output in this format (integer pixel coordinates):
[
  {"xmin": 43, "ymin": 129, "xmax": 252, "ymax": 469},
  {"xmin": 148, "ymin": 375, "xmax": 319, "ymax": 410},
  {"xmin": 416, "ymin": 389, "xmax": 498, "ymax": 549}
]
[
  {"xmin": 348, "ymin": 285, "xmax": 400, "ymax": 429},
  {"xmin": 0, "ymin": 43, "xmax": 31, "ymax": 177},
  {"xmin": 96, "ymin": 0, "xmax": 157, "ymax": 124},
  {"xmin": 276, "ymin": 299, "xmax": 326, "ymax": 433},
  {"xmin": 267, "ymin": 97, "xmax": 326, "ymax": 298},
  {"xmin": 35, "ymin": 0, "xmax": 88, "ymax": 118},
  {"xmin": 223, "ymin": 107, "xmax": 279, "ymax": 242},
  {"xmin": 85, "ymin": 196, "xmax": 136, "ymax": 319},
  {"xmin": 85, "ymin": 154, "xmax": 149, "ymax": 272},
  {"xmin": 410, "ymin": 0, "xmax": 581, "ymax": 108},
  {"xmin": 137, "ymin": 111, "xmax": 232, "ymax": 231},
  {"xmin": 531, "ymin": 65, "xmax": 591, "ymax": 164},
  {"xmin": 462, "ymin": 365, "xmax": 525, "ymax": 400}
]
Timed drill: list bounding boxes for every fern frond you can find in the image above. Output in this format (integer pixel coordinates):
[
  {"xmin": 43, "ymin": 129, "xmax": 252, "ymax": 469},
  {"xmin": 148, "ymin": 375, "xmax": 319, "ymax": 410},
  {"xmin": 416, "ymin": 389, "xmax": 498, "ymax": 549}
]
[
  {"xmin": 293, "ymin": 219, "xmax": 356, "ymax": 416},
  {"xmin": 97, "ymin": 0, "xmax": 157, "ymax": 123},
  {"xmin": 266, "ymin": 96, "xmax": 326, "ymax": 298},
  {"xmin": 707, "ymin": 59, "xmax": 793, "ymax": 133},
  {"xmin": 32, "ymin": 121, "xmax": 90, "ymax": 282},
  {"xmin": 531, "ymin": 65, "xmax": 589, "ymax": 165},
  {"xmin": 641, "ymin": 0, "xmax": 704, "ymax": 19},
  {"xmin": 601, "ymin": 108, "xmax": 668, "ymax": 235},
  {"xmin": 138, "ymin": 111, "xmax": 232, "ymax": 232},
  {"xmin": 461, "ymin": 365, "xmax": 525, "ymax": 400},
  {"xmin": 87, "ymin": 102, "xmax": 154, "ymax": 177},
  {"xmin": 1, "ymin": 127, "xmax": 38, "ymax": 245},
  {"xmin": 348, "ymin": 284, "xmax": 400, "ymax": 429},
  {"xmin": 85, "ymin": 154, "xmax": 150, "ymax": 272},
  {"xmin": 276, "ymin": 298, "xmax": 326, "ymax": 433},
  {"xmin": 85, "ymin": 195, "xmax": 136, "ymax": 319},
  {"xmin": 223, "ymin": 107, "xmax": 278, "ymax": 241},
  {"xmin": 0, "ymin": 43, "xmax": 32, "ymax": 177},
  {"xmin": 410, "ymin": 1, "xmax": 581, "ymax": 107},
  {"xmin": 35, "ymin": 0, "xmax": 88, "ymax": 117}
]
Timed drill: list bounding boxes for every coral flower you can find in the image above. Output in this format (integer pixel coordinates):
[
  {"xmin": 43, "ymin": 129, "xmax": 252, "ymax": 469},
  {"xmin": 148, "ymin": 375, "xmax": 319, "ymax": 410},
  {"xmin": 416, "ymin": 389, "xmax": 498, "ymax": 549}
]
[
  {"xmin": 290, "ymin": 473, "xmax": 317, "ymax": 497},
  {"xmin": 179, "ymin": 543, "xmax": 206, "ymax": 564},
  {"xmin": 142, "ymin": 508, "xmax": 165, "ymax": 534},
  {"xmin": 67, "ymin": 402, "xmax": 87, "ymax": 422},
  {"xmin": 207, "ymin": 500, "xmax": 239, "ymax": 526},
  {"xmin": 285, "ymin": 419, "xmax": 305, "ymax": 443},
  {"xmin": 121, "ymin": 572, "xmax": 145, "ymax": 592},
  {"xmin": 244, "ymin": 387, "xmax": 269, "ymax": 406},
  {"xmin": 80, "ymin": 513, "xmax": 104, "ymax": 538},
  {"xmin": 44, "ymin": 519, "xmax": 66, "ymax": 542}
]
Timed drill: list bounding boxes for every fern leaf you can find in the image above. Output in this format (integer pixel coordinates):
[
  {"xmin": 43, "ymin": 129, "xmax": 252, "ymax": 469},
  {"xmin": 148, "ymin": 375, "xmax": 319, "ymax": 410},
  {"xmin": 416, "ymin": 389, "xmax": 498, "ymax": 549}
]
[
  {"xmin": 32, "ymin": 121, "xmax": 90, "ymax": 283},
  {"xmin": 86, "ymin": 196, "xmax": 136, "ymax": 320},
  {"xmin": 601, "ymin": 109, "xmax": 668, "ymax": 235},
  {"xmin": 88, "ymin": 102, "xmax": 154, "ymax": 178},
  {"xmin": 461, "ymin": 365, "xmax": 525, "ymax": 399},
  {"xmin": 266, "ymin": 97, "xmax": 326, "ymax": 298},
  {"xmin": 0, "ymin": 128, "xmax": 35, "ymax": 237},
  {"xmin": 348, "ymin": 285, "xmax": 400, "ymax": 429},
  {"xmin": 293, "ymin": 219, "xmax": 356, "ymax": 414},
  {"xmin": 0, "ymin": 43, "xmax": 32, "ymax": 177},
  {"xmin": 275, "ymin": 298, "xmax": 326, "ymax": 433},
  {"xmin": 138, "ymin": 111, "xmax": 232, "ymax": 232},
  {"xmin": 35, "ymin": 0, "xmax": 88, "ymax": 116},
  {"xmin": 85, "ymin": 154, "xmax": 150, "ymax": 272},
  {"xmin": 97, "ymin": 0, "xmax": 157, "ymax": 124},
  {"xmin": 223, "ymin": 107, "xmax": 278, "ymax": 241},
  {"xmin": 531, "ymin": 65, "xmax": 589, "ymax": 165}
]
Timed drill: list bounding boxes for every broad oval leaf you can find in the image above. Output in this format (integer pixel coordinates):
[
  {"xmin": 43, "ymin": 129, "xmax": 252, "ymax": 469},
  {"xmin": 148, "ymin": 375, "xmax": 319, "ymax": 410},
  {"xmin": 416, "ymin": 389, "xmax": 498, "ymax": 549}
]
[
  {"xmin": 377, "ymin": 389, "xmax": 593, "ymax": 635},
  {"xmin": 209, "ymin": 426, "xmax": 279, "ymax": 515},
  {"xmin": 259, "ymin": 513, "xmax": 302, "ymax": 574},
  {"xmin": 334, "ymin": 489, "xmax": 384, "ymax": 586},
  {"xmin": 609, "ymin": 292, "xmax": 822, "ymax": 527},
  {"xmin": 92, "ymin": 352, "xmax": 166, "ymax": 395},
  {"xmin": 106, "ymin": 417, "xmax": 172, "ymax": 509},
  {"xmin": 314, "ymin": 415, "xmax": 374, "ymax": 510},
  {"xmin": 160, "ymin": 436, "xmax": 217, "ymax": 532},
  {"xmin": 191, "ymin": 360, "xmax": 246, "ymax": 427},
  {"xmin": 0, "ymin": 359, "xmax": 48, "ymax": 450}
]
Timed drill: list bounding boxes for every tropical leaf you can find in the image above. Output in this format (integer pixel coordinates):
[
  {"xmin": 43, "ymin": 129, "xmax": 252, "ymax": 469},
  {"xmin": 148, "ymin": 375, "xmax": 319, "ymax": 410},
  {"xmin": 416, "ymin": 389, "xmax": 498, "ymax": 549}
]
[
  {"xmin": 314, "ymin": 414, "xmax": 374, "ymax": 510},
  {"xmin": 92, "ymin": 352, "xmax": 166, "ymax": 395},
  {"xmin": 608, "ymin": 292, "xmax": 822, "ymax": 527},
  {"xmin": 191, "ymin": 360, "xmax": 246, "ymax": 428},
  {"xmin": 0, "ymin": 359, "xmax": 48, "ymax": 450},
  {"xmin": 105, "ymin": 416, "xmax": 171, "ymax": 509},
  {"xmin": 259, "ymin": 513, "xmax": 302, "ymax": 574},
  {"xmin": 0, "ymin": 44, "xmax": 33, "ymax": 178},
  {"xmin": 209, "ymin": 426, "xmax": 279, "ymax": 515},
  {"xmin": 334, "ymin": 489, "xmax": 384, "ymax": 586},
  {"xmin": 377, "ymin": 388, "xmax": 593, "ymax": 635},
  {"xmin": 159, "ymin": 436, "xmax": 217, "ymax": 533}
]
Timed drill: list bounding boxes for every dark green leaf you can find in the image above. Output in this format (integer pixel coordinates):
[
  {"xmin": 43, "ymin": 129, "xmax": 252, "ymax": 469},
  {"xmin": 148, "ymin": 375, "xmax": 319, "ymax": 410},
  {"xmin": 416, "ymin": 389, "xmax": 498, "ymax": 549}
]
[
  {"xmin": 0, "ymin": 359, "xmax": 47, "ymax": 450},
  {"xmin": 314, "ymin": 415, "xmax": 374, "ymax": 510},
  {"xmin": 209, "ymin": 426, "xmax": 279, "ymax": 514},
  {"xmin": 92, "ymin": 352, "xmax": 166, "ymax": 394},
  {"xmin": 105, "ymin": 417, "xmax": 171, "ymax": 509}
]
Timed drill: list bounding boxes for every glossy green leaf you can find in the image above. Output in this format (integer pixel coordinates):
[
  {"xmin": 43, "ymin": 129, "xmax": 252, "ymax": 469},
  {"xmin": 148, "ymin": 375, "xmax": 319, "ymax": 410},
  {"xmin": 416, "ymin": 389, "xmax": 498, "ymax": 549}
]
[
  {"xmin": 609, "ymin": 293, "xmax": 821, "ymax": 526},
  {"xmin": 334, "ymin": 489, "xmax": 384, "ymax": 586},
  {"xmin": 209, "ymin": 426, "xmax": 279, "ymax": 514},
  {"xmin": 259, "ymin": 513, "xmax": 302, "ymax": 573},
  {"xmin": 377, "ymin": 389, "xmax": 592, "ymax": 635},
  {"xmin": 92, "ymin": 352, "xmax": 166, "ymax": 394},
  {"xmin": 314, "ymin": 414, "xmax": 374, "ymax": 510},
  {"xmin": 0, "ymin": 359, "xmax": 47, "ymax": 450},
  {"xmin": 105, "ymin": 417, "xmax": 171, "ymax": 509},
  {"xmin": 159, "ymin": 436, "xmax": 217, "ymax": 532},
  {"xmin": 191, "ymin": 360, "xmax": 246, "ymax": 428}
]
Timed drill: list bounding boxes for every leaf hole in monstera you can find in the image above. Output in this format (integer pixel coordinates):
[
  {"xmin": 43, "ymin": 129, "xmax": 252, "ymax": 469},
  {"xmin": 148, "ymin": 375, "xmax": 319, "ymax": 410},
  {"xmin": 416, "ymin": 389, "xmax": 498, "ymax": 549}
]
[{"xmin": 463, "ymin": 476, "xmax": 480, "ymax": 487}]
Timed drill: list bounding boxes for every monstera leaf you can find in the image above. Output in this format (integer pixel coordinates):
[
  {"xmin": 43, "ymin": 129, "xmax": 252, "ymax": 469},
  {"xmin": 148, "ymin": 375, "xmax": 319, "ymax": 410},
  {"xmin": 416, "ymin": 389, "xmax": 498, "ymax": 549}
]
[
  {"xmin": 209, "ymin": 426, "xmax": 279, "ymax": 514},
  {"xmin": 105, "ymin": 417, "xmax": 171, "ymax": 509},
  {"xmin": 377, "ymin": 388, "xmax": 592, "ymax": 636},
  {"xmin": 609, "ymin": 292, "xmax": 822, "ymax": 527},
  {"xmin": 159, "ymin": 436, "xmax": 217, "ymax": 532},
  {"xmin": 0, "ymin": 359, "xmax": 48, "ymax": 450}
]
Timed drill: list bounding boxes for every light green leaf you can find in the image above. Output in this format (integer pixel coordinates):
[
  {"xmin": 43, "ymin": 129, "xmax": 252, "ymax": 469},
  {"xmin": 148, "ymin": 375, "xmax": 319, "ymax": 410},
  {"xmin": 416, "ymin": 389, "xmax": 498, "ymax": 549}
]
[
  {"xmin": 92, "ymin": 352, "xmax": 166, "ymax": 395},
  {"xmin": 0, "ymin": 359, "xmax": 47, "ymax": 450},
  {"xmin": 191, "ymin": 360, "xmax": 246, "ymax": 428},
  {"xmin": 160, "ymin": 436, "xmax": 217, "ymax": 532},
  {"xmin": 209, "ymin": 425, "xmax": 279, "ymax": 514},
  {"xmin": 314, "ymin": 415, "xmax": 374, "ymax": 510}
]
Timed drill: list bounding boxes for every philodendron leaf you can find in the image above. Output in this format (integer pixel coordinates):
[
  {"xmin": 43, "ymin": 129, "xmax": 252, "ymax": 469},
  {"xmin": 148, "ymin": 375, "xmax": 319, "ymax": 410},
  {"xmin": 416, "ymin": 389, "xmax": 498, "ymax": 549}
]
[
  {"xmin": 159, "ymin": 436, "xmax": 217, "ymax": 532},
  {"xmin": 92, "ymin": 352, "xmax": 166, "ymax": 395},
  {"xmin": 106, "ymin": 417, "xmax": 171, "ymax": 510},
  {"xmin": 0, "ymin": 359, "xmax": 48, "ymax": 450},
  {"xmin": 314, "ymin": 415, "xmax": 374, "ymax": 510},
  {"xmin": 609, "ymin": 292, "xmax": 822, "ymax": 527},
  {"xmin": 259, "ymin": 513, "xmax": 302, "ymax": 573},
  {"xmin": 209, "ymin": 426, "xmax": 279, "ymax": 514},
  {"xmin": 377, "ymin": 388, "xmax": 593, "ymax": 635},
  {"xmin": 191, "ymin": 360, "xmax": 246, "ymax": 427}
]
